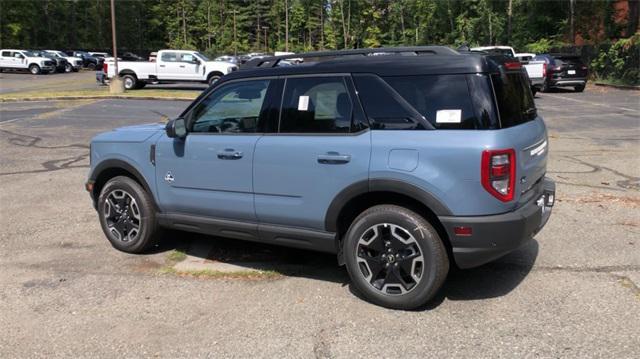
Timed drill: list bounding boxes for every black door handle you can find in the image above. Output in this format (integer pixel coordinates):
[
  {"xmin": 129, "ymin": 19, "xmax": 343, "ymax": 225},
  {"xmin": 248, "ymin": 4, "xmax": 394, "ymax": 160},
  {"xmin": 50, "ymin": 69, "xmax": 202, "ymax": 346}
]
[{"xmin": 217, "ymin": 149, "xmax": 243, "ymax": 160}]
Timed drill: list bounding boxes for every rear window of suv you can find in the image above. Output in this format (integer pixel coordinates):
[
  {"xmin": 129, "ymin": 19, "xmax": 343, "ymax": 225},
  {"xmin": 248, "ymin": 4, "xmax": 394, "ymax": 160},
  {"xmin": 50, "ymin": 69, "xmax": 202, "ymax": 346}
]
[{"xmin": 490, "ymin": 72, "xmax": 537, "ymax": 128}]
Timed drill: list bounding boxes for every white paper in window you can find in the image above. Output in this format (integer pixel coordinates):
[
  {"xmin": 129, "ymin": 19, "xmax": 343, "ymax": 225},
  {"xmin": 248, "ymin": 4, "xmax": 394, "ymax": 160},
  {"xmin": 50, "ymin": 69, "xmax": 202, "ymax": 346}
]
[
  {"xmin": 436, "ymin": 109, "xmax": 462, "ymax": 123},
  {"xmin": 298, "ymin": 96, "xmax": 310, "ymax": 111}
]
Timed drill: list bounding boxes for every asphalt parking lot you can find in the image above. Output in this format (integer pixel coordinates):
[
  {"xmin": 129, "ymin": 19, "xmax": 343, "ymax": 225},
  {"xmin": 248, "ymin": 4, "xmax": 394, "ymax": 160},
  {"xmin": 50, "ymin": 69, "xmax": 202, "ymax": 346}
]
[{"xmin": 0, "ymin": 86, "xmax": 639, "ymax": 357}]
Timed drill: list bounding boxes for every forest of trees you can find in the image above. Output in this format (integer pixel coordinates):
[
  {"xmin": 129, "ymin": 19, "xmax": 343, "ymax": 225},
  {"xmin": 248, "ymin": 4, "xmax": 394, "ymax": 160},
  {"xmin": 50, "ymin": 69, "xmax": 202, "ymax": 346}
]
[{"xmin": 1, "ymin": 0, "xmax": 638, "ymax": 56}]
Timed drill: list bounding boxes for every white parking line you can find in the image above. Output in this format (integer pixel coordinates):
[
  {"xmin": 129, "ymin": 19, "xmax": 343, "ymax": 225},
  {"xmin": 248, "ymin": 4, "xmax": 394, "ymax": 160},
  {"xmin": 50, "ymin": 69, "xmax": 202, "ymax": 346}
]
[{"xmin": 542, "ymin": 93, "xmax": 639, "ymax": 112}]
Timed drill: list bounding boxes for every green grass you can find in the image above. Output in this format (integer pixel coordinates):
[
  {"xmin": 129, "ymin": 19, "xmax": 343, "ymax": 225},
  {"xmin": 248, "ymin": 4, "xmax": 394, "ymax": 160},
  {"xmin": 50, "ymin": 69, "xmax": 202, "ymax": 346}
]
[
  {"xmin": 595, "ymin": 77, "xmax": 640, "ymax": 87},
  {"xmin": 166, "ymin": 249, "xmax": 188, "ymax": 262},
  {"xmin": 0, "ymin": 88, "xmax": 202, "ymax": 101},
  {"xmin": 159, "ymin": 266, "xmax": 282, "ymax": 280}
]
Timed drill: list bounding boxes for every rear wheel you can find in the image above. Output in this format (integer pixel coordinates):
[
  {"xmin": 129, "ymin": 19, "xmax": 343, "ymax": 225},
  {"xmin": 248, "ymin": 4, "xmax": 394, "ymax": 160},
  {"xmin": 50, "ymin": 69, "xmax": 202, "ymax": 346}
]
[
  {"xmin": 97, "ymin": 176, "xmax": 161, "ymax": 253},
  {"xmin": 87, "ymin": 62, "xmax": 96, "ymax": 70},
  {"xmin": 122, "ymin": 74, "xmax": 137, "ymax": 90},
  {"xmin": 343, "ymin": 205, "xmax": 449, "ymax": 310},
  {"xmin": 29, "ymin": 64, "xmax": 41, "ymax": 75},
  {"xmin": 574, "ymin": 84, "xmax": 585, "ymax": 92}
]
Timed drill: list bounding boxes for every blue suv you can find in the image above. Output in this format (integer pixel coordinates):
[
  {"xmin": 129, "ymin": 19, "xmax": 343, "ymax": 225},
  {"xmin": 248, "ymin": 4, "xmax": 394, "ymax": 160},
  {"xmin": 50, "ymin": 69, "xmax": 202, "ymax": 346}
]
[{"xmin": 87, "ymin": 47, "xmax": 555, "ymax": 309}]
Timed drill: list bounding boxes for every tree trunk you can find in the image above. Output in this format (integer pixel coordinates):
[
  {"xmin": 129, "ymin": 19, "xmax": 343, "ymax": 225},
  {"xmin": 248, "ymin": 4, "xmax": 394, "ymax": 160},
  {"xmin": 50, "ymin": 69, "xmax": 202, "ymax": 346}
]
[
  {"xmin": 182, "ymin": 4, "xmax": 187, "ymax": 45},
  {"xmin": 320, "ymin": 0, "xmax": 324, "ymax": 50},
  {"xmin": 285, "ymin": 0, "xmax": 289, "ymax": 51},
  {"xmin": 628, "ymin": 0, "xmax": 639, "ymax": 37},
  {"xmin": 569, "ymin": 0, "xmax": 575, "ymax": 43},
  {"xmin": 340, "ymin": 0, "xmax": 347, "ymax": 48},
  {"xmin": 400, "ymin": 3, "xmax": 406, "ymax": 44},
  {"xmin": 506, "ymin": 0, "xmax": 513, "ymax": 43}
]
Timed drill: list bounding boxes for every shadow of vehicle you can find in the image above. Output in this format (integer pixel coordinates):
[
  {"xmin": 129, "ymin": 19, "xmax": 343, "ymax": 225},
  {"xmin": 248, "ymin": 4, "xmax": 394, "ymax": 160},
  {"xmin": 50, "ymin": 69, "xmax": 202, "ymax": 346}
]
[{"xmin": 146, "ymin": 230, "xmax": 539, "ymax": 308}]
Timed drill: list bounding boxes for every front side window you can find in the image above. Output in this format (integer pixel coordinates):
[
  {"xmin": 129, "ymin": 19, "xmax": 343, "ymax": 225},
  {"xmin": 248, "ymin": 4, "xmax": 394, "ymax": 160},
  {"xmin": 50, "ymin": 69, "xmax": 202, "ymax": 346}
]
[
  {"xmin": 180, "ymin": 53, "xmax": 195, "ymax": 62},
  {"xmin": 161, "ymin": 52, "xmax": 178, "ymax": 62},
  {"xmin": 190, "ymin": 80, "xmax": 270, "ymax": 134},
  {"xmin": 279, "ymin": 77, "xmax": 353, "ymax": 133}
]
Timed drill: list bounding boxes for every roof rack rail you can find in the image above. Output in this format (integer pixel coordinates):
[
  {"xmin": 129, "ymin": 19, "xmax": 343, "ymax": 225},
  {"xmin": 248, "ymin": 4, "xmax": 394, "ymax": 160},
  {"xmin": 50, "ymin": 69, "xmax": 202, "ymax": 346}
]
[{"xmin": 243, "ymin": 46, "xmax": 459, "ymax": 69}]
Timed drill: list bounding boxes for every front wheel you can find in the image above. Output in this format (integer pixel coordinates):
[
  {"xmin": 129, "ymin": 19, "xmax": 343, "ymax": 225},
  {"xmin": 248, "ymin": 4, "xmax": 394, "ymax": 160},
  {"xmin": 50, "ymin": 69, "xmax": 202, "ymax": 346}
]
[
  {"xmin": 29, "ymin": 64, "xmax": 41, "ymax": 75},
  {"xmin": 87, "ymin": 62, "xmax": 96, "ymax": 70},
  {"xmin": 97, "ymin": 176, "xmax": 161, "ymax": 253},
  {"xmin": 343, "ymin": 205, "xmax": 449, "ymax": 310},
  {"xmin": 208, "ymin": 74, "xmax": 222, "ymax": 86},
  {"xmin": 65, "ymin": 63, "xmax": 73, "ymax": 73}
]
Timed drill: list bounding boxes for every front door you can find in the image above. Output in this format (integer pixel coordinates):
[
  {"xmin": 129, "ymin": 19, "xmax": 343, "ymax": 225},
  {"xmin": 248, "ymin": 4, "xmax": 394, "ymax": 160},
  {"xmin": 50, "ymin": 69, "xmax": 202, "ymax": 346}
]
[
  {"xmin": 253, "ymin": 75, "xmax": 371, "ymax": 231},
  {"xmin": 177, "ymin": 53, "xmax": 201, "ymax": 80},
  {"xmin": 155, "ymin": 79, "xmax": 273, "ymax": 221}
]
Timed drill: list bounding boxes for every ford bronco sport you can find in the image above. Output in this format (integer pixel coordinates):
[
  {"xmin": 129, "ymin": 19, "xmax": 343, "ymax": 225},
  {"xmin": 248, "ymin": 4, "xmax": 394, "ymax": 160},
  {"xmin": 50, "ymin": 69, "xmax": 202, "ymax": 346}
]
[{"xmin": 86, "ymin": 46, "xmax": 555, "ymax": 309}]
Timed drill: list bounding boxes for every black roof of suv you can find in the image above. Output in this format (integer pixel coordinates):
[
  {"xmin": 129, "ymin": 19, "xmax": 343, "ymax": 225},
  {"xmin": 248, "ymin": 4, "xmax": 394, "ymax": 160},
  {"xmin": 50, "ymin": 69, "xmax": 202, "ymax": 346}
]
[{"xmin": 229, "ymin": 46, "xmax": 511, "ymax": 80}]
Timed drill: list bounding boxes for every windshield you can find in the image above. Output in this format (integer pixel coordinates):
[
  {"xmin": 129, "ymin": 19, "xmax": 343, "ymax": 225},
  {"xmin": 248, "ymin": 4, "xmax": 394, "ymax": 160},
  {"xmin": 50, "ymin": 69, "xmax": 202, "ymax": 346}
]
[
  {"xmin": 194, "ymin": 52, "xmax": 209, "ymax": 61},
  {"xmin": 491, "ymin": 72, "xmax": 536, "ymax": 128}
]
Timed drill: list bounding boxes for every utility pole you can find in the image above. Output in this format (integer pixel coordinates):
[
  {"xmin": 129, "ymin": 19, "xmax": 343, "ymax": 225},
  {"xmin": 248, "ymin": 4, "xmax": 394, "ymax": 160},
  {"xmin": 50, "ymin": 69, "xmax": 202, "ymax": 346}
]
[
  {"xmin": 262, "ymin": 26, "xmax": 269, "ymax": 52},
  {"xmin": 285, "ymin": 0, "xmax": 289, "ymax": 52},
  {"xmin": 231, "ymin": 9, "xmax": 238, "ymax": 56},
  {"xmin": 109, "ymin": 0, "xmax": 123, "ymax": 93}
]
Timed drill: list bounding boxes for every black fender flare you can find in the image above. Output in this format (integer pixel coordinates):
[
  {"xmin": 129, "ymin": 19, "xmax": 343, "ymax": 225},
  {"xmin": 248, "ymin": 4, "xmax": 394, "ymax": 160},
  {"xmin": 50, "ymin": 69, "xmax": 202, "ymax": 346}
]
[
  {"xmin": 89, "ymin": 159, "xmax": 154, "ymax": 205},
  {"xmin": 324, "ymin": 179, "xmax": 453, "ymax": 232}
]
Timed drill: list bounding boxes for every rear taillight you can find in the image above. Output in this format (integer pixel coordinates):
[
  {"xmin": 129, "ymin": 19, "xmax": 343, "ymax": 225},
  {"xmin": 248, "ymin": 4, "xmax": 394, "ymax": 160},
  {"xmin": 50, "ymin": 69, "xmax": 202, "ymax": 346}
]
[
  {"xmin": 504, "ymin": 62, "xmax": 522, "ymax": 70},
  {"xmin": 103, "ymin": 63, "xmax": 108, "ymax": 74},
  {"xmin": 542, "ymin": 64, "xmax": 547, "ymax": 77},
  {"xmin": 481, "ymin": 149, "xmax": 516, "ymax": 202}
]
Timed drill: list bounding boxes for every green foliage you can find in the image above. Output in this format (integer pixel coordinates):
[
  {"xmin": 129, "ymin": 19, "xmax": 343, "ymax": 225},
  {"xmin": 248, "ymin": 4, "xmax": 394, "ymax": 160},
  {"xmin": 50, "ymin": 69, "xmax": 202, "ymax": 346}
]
[
  {"xmin": 525, "ymin": 37, "xmax": 566, "ymax": 53},
  {"xmin": 591, "ymin": 33, "xmax": 640, "ymax": 85},
  {"xmin": 0, "ymin": 0, "xmax": 633, "ymax": 56}
]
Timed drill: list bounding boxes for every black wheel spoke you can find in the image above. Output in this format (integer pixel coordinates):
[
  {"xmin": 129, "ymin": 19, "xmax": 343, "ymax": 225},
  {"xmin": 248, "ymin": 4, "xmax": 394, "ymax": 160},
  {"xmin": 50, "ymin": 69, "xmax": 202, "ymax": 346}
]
[{"xmin": 103, "ymin": 189, "xmax": 142, "ymax": 243}]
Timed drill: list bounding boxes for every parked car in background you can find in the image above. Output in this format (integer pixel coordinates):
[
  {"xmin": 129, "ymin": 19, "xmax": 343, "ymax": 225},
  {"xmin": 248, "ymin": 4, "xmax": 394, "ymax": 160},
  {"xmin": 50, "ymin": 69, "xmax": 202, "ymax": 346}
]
[
  {"xmin": 214, "ymin": 55, "xmax": 240, "ymax": 64},
  {"xmin": 67, "ymin": 50, "xmax": 100, "ymax": 69},
  {"xmin": 515, "ymin": 52, "xmax": 536, "ymax": 62},
  {"xmin": 89, "ymin": 52, "xmax": 110, "ymax": 59},
  {"xmin": 32, "ymin": 50, "xmax": 68, "ymax": 73},
  {"xmin": 121, "ymin": 52, "xmax": 144, "ymax": 61},
  {"xmin": 104, "ymin": 49, "xmax": 238, "ymax": 89},
  {"xmin": 471, "ymin": 46, "xmax": 516, "ymax": 57},
  {"xmin": 87, "ymin": 47, "xmax": 555, "ymax": 310},
  {"xmin": 0, "ymin": 49, "xmax": 55, "ymax": 74},
  {"xmin": 534, "ymin": 54, "xmax": 588, "ymax": 92},
  {"xmin": 44, "ymin": 50, "xmax": 82, "ymax": 72}
]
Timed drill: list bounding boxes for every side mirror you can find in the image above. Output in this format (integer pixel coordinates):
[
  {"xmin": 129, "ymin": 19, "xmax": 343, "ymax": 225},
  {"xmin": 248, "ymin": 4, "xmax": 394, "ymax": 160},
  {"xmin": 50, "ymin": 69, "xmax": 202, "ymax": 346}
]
[
  {"xmin": 166, "ymin": 118, "xmax": 187, "ymax": 139},
  {"xmin": 192, "ymin": 58, "xmax": 200, "ymax": 65}
]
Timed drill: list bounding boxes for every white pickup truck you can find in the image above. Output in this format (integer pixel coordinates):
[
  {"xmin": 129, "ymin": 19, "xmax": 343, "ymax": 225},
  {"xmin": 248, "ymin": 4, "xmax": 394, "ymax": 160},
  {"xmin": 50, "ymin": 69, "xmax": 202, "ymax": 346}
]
[
  {"xmin": 104, "ymin": 49, "xmax": 238, "ymax": 90},
  {"xmin": 516, "ymin": 53, "xmax": 546, "ymax": 95},
  {"xmin": 0, "ymin": 49, "xmax": 56, "ymax": 74}
]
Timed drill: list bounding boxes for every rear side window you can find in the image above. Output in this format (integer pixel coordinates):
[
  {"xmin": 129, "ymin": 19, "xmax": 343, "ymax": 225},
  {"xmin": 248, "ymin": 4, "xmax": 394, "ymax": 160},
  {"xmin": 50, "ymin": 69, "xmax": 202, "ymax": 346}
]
[
  {"xmin": 1, "ymin": 51, "xmax": 11, "ymax": 57},
  {"xmin": 491, "ymin": 73, "xmax": 536, "ymax": 128},
  {"xmin": 352, "ymin": 74, "xmax": 425, "ymax": 130},
  {"xmin": 384, "ymin": 75, "xmax": 481, "ymax": 129},
  {"xmin": 161, "ymin": 52, "xmax": 177, "ymax": 62},
  {"xmin": 279, "ymin": 77, "xmax": 352, "ymax": 133}
]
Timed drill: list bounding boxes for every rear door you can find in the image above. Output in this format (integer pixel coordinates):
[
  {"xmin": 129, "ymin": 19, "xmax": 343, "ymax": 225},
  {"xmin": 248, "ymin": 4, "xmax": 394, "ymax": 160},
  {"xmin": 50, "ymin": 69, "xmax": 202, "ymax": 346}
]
[
  {"xmin": 0, "ymin": 51, "xmax": 13, "ymax": 68},
  {"xmin": 157, "ymin": 51, "xmax": 180, "ymax": 79},
  {"xmin": 253, "ymin": 75, "xmax": 371, "ymax": 231}
]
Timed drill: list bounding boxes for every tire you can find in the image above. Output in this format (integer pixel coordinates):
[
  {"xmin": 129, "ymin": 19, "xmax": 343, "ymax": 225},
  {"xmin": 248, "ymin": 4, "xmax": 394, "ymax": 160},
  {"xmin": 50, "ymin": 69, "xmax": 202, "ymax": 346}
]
[
  {"xmin": 64, "ymin": 63, "xmax": 73, "ymax": 73},
  {"xmin": 29, "ymin": 64, "xmax": 41, "ymax": 75},
  {"xmin": 97, "ymin": 176, "xmax": 161, "ymax": 253},
  {"xmin": 531, "ymin": 87, "xmax": 538, "ymax": 96},
  {"xmin": 541, "ymin": 79, "xmax": 551, "ymax": 93},
  {"xmin": 122, "ymin": 74, "xmax": 137, "ymax": 90},
  {"xmin": 87, "ymin": 62, "xmax": 96, "ymax": 70},
  {"xmin": 208, "ymin": 73, "xmax": 222, "ymax": 86},
  {"xmin": 343, "ymin": 205, "xmax": 449, "ymax": 310},
  {"xmin": 574, "ymin": 84, "xmax": 585, "ymax": 92},
  {"xmin": 72, "ymin": 67, "xmax": 79, "ymax": 72}
]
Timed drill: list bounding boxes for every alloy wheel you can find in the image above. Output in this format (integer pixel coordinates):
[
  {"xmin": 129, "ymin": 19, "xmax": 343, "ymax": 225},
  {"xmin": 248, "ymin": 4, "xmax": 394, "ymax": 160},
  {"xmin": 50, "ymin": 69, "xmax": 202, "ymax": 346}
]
[
  {"xmin": 103, "ymin": 189, "xmax": 141, "ymax": 242},
  {"xmin": 356, "ymin": 223, "xmax": 424, "ymax": 295}
]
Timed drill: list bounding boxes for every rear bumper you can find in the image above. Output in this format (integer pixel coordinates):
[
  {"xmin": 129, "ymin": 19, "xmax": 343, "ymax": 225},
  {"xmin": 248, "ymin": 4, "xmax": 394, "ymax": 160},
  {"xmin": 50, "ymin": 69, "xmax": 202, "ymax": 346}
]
[
  {"xmin": 530, "ymin": 77, "xmax": 545, "ymax": 87},
  {"xmin": 439, "ymin": 177, "xmax": 555, "ymax": 269},
  {"xmin": 550, "ymin": 78, "xmax": 587, "ymax": 87}
]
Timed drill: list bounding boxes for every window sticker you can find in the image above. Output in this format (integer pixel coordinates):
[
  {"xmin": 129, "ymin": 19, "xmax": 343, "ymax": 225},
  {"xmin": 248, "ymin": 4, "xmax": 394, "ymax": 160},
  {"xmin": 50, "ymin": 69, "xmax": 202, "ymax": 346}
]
[
  {"xmin": 436, "ymin": 109, "xmax": 462, "ymax": 123},
  {"xmin": 298, "ymin": 95, "xmax": 310, "ymax": 111}
]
